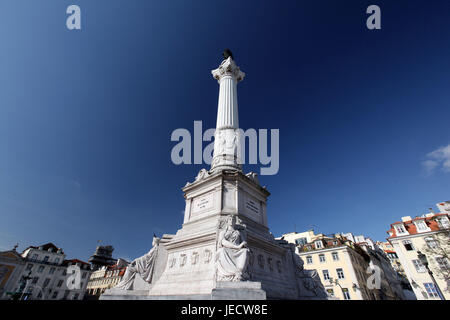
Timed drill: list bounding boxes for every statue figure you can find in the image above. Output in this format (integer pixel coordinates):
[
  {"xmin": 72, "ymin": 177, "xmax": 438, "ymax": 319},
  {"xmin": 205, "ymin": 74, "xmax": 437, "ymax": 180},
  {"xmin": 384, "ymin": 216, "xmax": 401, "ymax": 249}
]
[
  {"xmin": 195, "ymin": 169, "xmax": 210, "ymax": 182},
  {"xmin": 222, "ymin": 48, "xmax": 234, "ymax": 60},
  {"xmin": 115, "ymin": 235, "xmax": 160, "ymax": 290},
  {"xmin": 0, "ymin": 266, "xmax": 9, "ymax": 284},
  {"xmin": 215, "ymin": 215, "xmax": 250, "ymax": 281},
  {"xmin": 291, "ymin": 248, "xmax": 328, "ymax": 299}
]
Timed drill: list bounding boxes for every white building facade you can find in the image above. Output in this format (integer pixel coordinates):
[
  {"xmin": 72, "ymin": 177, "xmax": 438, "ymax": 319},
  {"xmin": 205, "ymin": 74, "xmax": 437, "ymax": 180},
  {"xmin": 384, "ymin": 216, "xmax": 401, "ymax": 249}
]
[{"xmin": 0, "ymin": 243, "xmax": 92, "ymax": 300}]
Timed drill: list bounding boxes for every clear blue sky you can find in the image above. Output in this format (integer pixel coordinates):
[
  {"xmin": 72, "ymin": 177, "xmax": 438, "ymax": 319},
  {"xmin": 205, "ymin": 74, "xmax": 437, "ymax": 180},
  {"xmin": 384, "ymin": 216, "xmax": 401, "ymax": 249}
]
[{"xmin": 0, "ymin": 0, "xmax": 449, "ymax": 262}]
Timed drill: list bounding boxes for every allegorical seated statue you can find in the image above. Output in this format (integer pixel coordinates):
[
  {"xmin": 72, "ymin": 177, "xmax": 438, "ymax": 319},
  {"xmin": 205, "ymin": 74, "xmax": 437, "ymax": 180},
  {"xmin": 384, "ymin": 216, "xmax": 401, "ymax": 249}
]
[
  {"xmin": 115, "ymin": 235, "xmax": 160, "ymax": 290},
  {"xmin": 292, "ymin": 250, "xmax": 328, "ymax": 299},
  {"xmin": 215, "ymin": 215, "xmax": 250, "ymax": 281}
]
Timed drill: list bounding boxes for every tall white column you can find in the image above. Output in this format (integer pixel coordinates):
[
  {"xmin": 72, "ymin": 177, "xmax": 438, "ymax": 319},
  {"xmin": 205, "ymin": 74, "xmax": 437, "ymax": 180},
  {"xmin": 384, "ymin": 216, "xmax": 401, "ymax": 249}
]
[{"xmin": 210, "ymin": 57, "xmax": 245, "ymax": 172}]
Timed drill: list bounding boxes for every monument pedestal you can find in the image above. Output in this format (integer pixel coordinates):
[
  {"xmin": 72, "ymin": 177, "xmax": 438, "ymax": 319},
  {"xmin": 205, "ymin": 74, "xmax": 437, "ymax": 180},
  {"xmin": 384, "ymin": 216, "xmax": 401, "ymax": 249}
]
[{"xmin": 211, "ymin": 281, "xmax": 266, "ymax": 300}]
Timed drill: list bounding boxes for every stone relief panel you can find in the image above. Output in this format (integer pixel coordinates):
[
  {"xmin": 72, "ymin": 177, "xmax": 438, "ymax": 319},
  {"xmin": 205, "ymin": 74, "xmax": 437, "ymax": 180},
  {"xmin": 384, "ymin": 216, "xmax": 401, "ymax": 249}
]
[
  {"xmin": 203, "ymin": 249, "xmax": 212, "ymax": 264},
  {"xmin": 257, "ymin": 254, "xmax": 265, "ymax": 269},
  {"xmin": 191, "ymin": 252, "xmax": 199, "ymax": 265},
  {"xmin": 276, "ymin": 260, "xmax": 282, "ymax": 273},
  {"xmin": 168, "ymin": 256, "xmax": 176, "ymax": 269},
  {"xmin": 214, "ymin": 129, "xmax": 238, "ymax": 156},
  {"xmin": 222, "ymin": 181, "xmax": 236, "ymax": 212},
  {"xmin": 248, "ymin": 249, "xmax": 254, "ymax": 267},
  {"xmin": 180, "ymin": 254, "xmax": 187, "ymax": 267},
  {"xmin": 268, "ymin": 257, "xmax": 273, "ymax": 272}
]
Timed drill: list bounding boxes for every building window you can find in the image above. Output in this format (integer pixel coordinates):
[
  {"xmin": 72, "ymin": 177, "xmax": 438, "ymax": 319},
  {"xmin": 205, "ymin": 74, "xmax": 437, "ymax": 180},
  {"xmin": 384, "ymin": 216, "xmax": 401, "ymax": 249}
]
[
  {"xmin": 388, "ymin": 252, "xmax": 398, "ymax": 259},
  {"xmin": 31, "ymin": 277, "xmax": 39, "ymax": 284},
  {"xmin": 424, "ymin": 283, "xmax": 440, "ymax": 298},
  {"xmin": 306, "ymin": 256, "xmax": 313, "ymax": 264},
  {"xmin": 403, "ymin": 240, "xmax": 414, "ymax": 251},
  {"xmin": 43, "ymin": 256, "xmax": 49, "ymax": 263},
  {"xmin": 394, "ymin": 224, "xmax": 407, "ymax": 234},
  {"xmin": 416, "ymin": 221, "xmax": 428, "ymax": 231},
  {"xmin": 26, "ymin": 264, "xmax": 33, "ymax": 271},
  {"xmin": 31, "ymin": 253, "xmax": 38, "ymax": 261},
  {"xmin": 37, "ymin": 291, "xmax": 43, "ymax": 298},
  {"xmin": 54, "ymin": 258, "xmax": 60, "ymax": 264},
  {"xmin": 435, "ymin": 257, "xmax": 449, "ymax": 271},
  {"xmin": 57, "ymin": 280, "xmax": 64, "ymax": 287},
  {"xmin": 38, "ymin": 266, "xmax": 45, "ymax": 273},
  {"xmin": 73, "ymin": 293, "xmax": 80, "ymax": 300},
  {"xmin": 52, "ymin": 291, "xmax": 58, "ymax": 299},
  {"xmin": 319, "ymin": 254, "xmax": 326, "ymax": 263},
  {"xmin": 425, "ymin": 237, "xmax": 439, "ymax": 249},
  {"xmin": 62, "ymin": 270, "xmax": 67, "ymax": 276},
  {"xmin": 82, "ymin": 272, "xmax": 87, "ymax": 279},
  {"xmin": 332, "ymin": 252, "xmax": 339, "ymax": 261},
  {"xmin": 326, "ymin": 288, "xmax": 334, "ymax": 297},
  {"xmin": 322, "ymin": 269, "xmax": 330, "ymax": 280},
  {"xmin": 49, "ymin": 267, "xmax": 56, "ymax": 274},
  {"xmin": 412, "ymin": 259, "xmax": 426, "ymax": 273},
  {"xmin": 337, "ymin": 268, "xmax": 345, "ymax": 279},
  {"xmin": 295, "ymin": 237, "xmax": 307, "ymax": 246},
  {"xmin": 43, "ymin": 278, "xmax": 50, "ymax": 287},
  {"xmin": 436, "ymin": 217, "xmax": 450, "ymax": 229},
  {"xmin": 342, "ymin": 288, "xmax": 351, "ymax": 300},
  {"xmin": 315, "ymin": 241, "xmax": 323, "ymax": 249}
]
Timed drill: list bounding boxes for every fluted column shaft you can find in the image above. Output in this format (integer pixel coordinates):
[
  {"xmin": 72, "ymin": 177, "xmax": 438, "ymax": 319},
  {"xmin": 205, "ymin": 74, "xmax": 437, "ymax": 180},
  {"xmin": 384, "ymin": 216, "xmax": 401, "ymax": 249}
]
[
  {"xmin": 216, "ymin": 75, "xmax": 239, "ymax": 129},
  {"xmin": 210, "ymin": 57, "xmax": 245, "ymax": 172}
]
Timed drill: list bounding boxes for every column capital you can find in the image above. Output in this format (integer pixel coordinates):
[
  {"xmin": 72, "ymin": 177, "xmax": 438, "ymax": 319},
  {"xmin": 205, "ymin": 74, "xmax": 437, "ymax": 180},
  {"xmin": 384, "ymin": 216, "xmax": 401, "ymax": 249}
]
[{"xmin": 211, "ymin": 57, "xmax": 245, "ymax": 83}]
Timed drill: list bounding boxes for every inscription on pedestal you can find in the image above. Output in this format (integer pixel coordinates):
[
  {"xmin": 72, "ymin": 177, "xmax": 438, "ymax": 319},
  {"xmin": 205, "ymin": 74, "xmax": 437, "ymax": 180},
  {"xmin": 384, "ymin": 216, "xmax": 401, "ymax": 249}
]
[
  {"xmin": 243, "ymin": 194, "xmax": 261, "ymax": 223},
  {"xmin": 191, "ymin": 192, "xmax": 214, "ymax": 215},
  {"xmin": 245, "ymin": 199, "xmax": 260, "ymax": 214}
]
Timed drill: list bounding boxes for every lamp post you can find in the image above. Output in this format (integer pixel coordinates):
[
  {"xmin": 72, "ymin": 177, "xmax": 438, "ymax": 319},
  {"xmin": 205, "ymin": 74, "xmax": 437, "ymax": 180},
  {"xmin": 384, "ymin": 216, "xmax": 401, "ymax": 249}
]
[
  {"xmin": 14, "ymin": 270, "xmax": 32, "ymax": 300},
  {"xmin": 417, "ymin": 250, "xmax": 445, "ymax": 300},
  {"xmin": 328, "ymin": 277, "xmax": 348, "ymax": 300}
]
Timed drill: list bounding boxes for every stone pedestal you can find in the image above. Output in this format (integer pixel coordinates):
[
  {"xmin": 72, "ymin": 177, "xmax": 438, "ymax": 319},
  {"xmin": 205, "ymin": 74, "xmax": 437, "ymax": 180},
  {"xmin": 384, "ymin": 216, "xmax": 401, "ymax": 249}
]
[{"xmin": 211, "ymin": 281, "xmax": 266, "ymax": 300}]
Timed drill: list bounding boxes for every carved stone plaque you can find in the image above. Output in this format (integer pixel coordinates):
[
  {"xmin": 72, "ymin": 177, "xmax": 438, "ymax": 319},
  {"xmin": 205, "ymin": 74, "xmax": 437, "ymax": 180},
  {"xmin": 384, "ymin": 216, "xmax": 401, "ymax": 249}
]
[{"xmin": 191, "ymin": 192, "xmax": 214, "ymax": 215}]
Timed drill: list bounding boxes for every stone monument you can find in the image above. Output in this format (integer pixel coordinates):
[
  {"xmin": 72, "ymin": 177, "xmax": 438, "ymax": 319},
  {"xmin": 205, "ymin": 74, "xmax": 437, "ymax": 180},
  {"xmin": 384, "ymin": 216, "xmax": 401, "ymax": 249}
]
[{"xmin": 101, "ymin": 50, "xmax": 327, "ymax": 300}]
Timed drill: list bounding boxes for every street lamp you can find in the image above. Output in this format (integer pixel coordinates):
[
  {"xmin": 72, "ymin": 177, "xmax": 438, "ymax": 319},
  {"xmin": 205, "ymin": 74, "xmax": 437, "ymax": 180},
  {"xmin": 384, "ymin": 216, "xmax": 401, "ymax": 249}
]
[
  {"xmin": 14, "ymin": 270, "xmax": 32, "ymax": 300},
  {"xmin": 352, "ymin": 283, "xmax": 360, "ymax": 292},
  {"xmin": 417, "ymin": 250, "xmax": 446, "ymax": 300}
]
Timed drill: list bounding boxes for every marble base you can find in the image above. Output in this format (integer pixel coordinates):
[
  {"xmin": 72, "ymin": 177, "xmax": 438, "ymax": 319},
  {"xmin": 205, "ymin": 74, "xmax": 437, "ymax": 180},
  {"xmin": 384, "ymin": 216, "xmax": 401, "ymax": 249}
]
[
  {"xmin": 211, "ymin": 281, "xmax": 266, "ymax": 300},
  {"xmin": 100, "ymin": 282, "xmax": 266, "ymax": 300},
  {"xmin": 100, "ymin": 171, "xmax": 328, "ymax": 301}
]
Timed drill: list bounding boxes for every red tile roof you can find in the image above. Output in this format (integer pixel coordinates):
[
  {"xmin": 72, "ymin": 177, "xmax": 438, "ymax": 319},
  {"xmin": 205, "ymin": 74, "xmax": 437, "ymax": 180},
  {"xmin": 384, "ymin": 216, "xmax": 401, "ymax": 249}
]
[
  {"xmin": 63, "ymin": 258, "xmax": 90, "ymax": 266},
  {"xmin": 387, "ymin": 213, "xmax": 448, "ymax": 239}
]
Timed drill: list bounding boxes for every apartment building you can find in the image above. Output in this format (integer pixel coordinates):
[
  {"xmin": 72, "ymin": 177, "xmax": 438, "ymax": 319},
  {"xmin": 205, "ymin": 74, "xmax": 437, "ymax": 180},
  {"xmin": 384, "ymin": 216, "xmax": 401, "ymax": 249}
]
[
  {"xmin": 386, "ymin": 201, "xmax": 450, "ymax": 300},
  {"xmin": 280, "ymin": 230, "xmax": 405, "ymax": 300},
  {"xmin": 86, "ymin": 258, "xmax": 128, "ymax": 298},
  {"xmin": 0, "ymin": 243, "xmax": 92, "ymax": 300}
]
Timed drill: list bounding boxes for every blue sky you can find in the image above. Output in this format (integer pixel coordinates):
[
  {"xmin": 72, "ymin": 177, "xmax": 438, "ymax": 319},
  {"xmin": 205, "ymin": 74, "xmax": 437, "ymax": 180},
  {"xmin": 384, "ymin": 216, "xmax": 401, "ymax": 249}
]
[{"xmin": 0, "ymin": 0, "xmax": 449, "ymax": 262}]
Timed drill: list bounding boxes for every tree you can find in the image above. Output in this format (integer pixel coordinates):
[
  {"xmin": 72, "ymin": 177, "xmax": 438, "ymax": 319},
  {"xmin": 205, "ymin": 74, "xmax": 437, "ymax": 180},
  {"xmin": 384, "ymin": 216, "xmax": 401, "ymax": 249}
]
[{"xmin": 421, "ymin": 230, "xmax": 450, "ymax": 293}]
